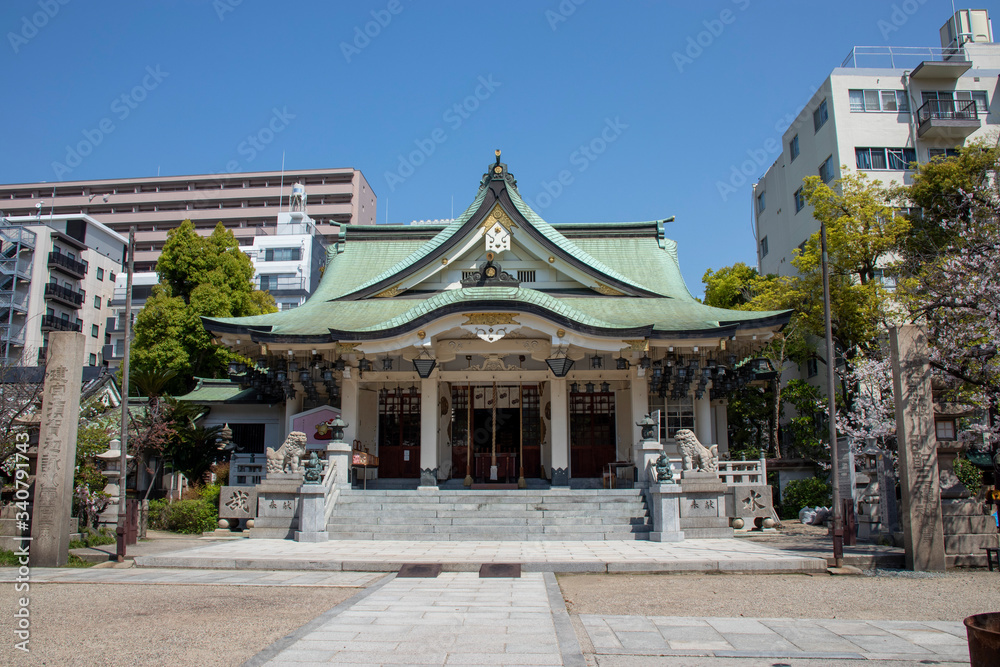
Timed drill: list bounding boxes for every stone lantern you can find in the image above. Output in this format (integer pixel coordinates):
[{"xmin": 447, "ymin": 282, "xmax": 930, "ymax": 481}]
[
  {"xmin": 634, "ymin": 414, "xmax": 663, "ymax": 487},
  {"xmin": 97, "ymin": 438, "xmax": 132, "ymax": 529}
]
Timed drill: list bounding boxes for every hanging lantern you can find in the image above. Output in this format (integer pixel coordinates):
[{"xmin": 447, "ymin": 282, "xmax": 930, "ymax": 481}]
[
  {"xmin": 590, "ymin": 354, "xmax": 603, "ymax": 369},
  {"xmin": 570, "ymin": 382, "xmax": 580, "ymax": 393},
  {"xmin": 382, "ymin": 356, "xmax": 394, "ymax": 371},
  {"xmin": 639, "ymin": 355, "xmax": 651, "ymax": 369},
  {"xmin": 601, "ymin": 381, "xmax": 610, "ymax": 393},
  {"xmin": 322, "ymin": 369, "xmax": 333, "ymax": 382},
  {"xmin": 299, "ymin": 370, "xmax": 311, "ymax": 383},
  {"xmin": 616, "ymin": 356, "xmax": 629, "ymax": 370},
  {"xmin": 288, "ymin": 360, "xmax": 298, "ymax": 373},
  {"xmin": 358, "ymin": 358, "xmax": 372, "ymax": 373},
  {"xmin": 334, "ymin": 359, "xmax": 345, "ymax": 371},
  {"xmin": 585, "ymin": 381, "xmax": 595, "ymax": 394}
]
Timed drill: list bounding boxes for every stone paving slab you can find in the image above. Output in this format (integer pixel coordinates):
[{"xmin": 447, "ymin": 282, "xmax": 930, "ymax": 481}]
[
  {"xmin": 246, "ymin": 571, "xmax": 585, "ymax": 667},
  {"xmin": 132, "ymin": 537, "xmax": 827, "ymax": 574},
  {"xmin": 0, "ymin": 567, "xmax": 382, "ymax": 588},
  {"xmin": 580, "ymin": 614, "xmax": 969, "ymax": 663}
]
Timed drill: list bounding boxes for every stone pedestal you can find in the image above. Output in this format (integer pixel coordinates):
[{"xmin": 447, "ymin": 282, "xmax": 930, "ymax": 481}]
[
  {"xmin": 890, "ymin": 325, "xmax": 946, "ymax": 571},
  {"xmin": 633, "ymin": 439, "xmax": 663, "ymax": 488},
  {"xmin": 251, "ymin": 472, "xmax": 303, "ymax": 539},
  {"xmin": 325, "ymin": 439, "xmax": 352, "ymax": 486},
  {"xmin": 294, "ymin": 484, "xmax": 328, "ymax": 543},
  {"xmin": 679, "ymin": 470, "xmax": 732, "ymax": 539},
  {"xmin": 725, "ymin": 484, "xmax": 775, "ymax": 524},
  {"xmin": 30, "ymin": 331, "xmax": 85, "ymax": 567},
  {"xmin": 648, "ymin": 483, "xmax": 684, "ymax": 542}
]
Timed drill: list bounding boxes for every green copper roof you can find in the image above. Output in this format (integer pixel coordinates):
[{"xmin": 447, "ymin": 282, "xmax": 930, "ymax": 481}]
[
  {"xmin": 203, "ymin": 160, "xmax": 790, "ymax": 341},
  {"xmin": 175, "ymin": 377, "xmax": 258, "ymax": 403}
]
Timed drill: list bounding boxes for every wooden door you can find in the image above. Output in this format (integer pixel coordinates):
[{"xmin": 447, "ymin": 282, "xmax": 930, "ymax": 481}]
[
  {"xmin": 377, "ymin": 388, "xmax": 421, "ymax": 478},
  {"xmin": 569, "ymin": 391, "xmax": 616, "ymax": 478}
]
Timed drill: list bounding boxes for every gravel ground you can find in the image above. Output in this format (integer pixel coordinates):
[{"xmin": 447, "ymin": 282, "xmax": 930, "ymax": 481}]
[
  {"xmin": 0, "ymin": 583, "xmax": 360, "ymax": 666},
  {"xmin": 558, "ymin": 570, "xmax": 1000, "ymax": 621}
]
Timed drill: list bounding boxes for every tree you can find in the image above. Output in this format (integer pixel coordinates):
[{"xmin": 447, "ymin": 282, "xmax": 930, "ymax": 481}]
[
  {"xmin": 836, "ymin": 353, "xmax": 896, "ymax": 452},
  {"xmin": 130, "ymin": 221, "xmax": 276, "ymax": 394},
  {"xmin": 701, "ymin": 262, "xmax": 761, "ymax": 309},
  {"xmin": 899, "ymin": 142, "xmax": 1000, "ymax": 443},
  {"xmin": 0, "ymin": 360, "xmax": 44, "ymax": 484}
]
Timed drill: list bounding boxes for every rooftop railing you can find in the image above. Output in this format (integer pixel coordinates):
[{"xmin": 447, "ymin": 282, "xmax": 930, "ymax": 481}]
[{"xmin": 840, "ymin": 45, "xmax": 968, "ymax": 69}]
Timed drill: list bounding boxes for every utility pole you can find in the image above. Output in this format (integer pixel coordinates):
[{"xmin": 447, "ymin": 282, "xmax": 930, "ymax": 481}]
[
  {"xmin": 821, "ymin": 220, "xmax": 844, "ymax": 567},
  {"xmin": 116, "ymin": 226, "xmax": 135, "ymax": 562}
]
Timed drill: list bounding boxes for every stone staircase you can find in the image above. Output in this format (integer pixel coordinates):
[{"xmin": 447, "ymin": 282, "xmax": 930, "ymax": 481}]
[
  {"xmin": 326, "ymin": 488, "xmax": 651, "ymax": 541},
  {"xmin": 943, "ymin": 499, "xmax": 998, "ymax": 568}
]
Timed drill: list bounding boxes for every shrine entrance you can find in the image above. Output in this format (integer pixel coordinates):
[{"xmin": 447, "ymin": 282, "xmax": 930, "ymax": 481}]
[
  {"xmin": 570, "ymin": 390, "xmax": 616, "ymax": 478},
  {"xmin": 451, "ymin": 384, "xmax": 541, "ymax": 482},
  {"xmin": 377, "ymin": 387, "xmax": 421, "ymax": 478}
]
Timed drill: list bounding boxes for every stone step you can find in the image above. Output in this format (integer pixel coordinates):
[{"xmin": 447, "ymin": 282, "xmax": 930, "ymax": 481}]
[
  {"xmin": 943, "ymin": 515, "xmax": 996, "ymax": 534},
  {"xmin": 324, "ymin": 531, "xmax": 650, "ymax": 541},
  {"xmin": 327, "ymin": 511, "xmax": 647, "ymax": 523},
  {"xmin": 947, "ymin": 553, "xmax": 990, "ymax": 568},
  {"xmin": 331, "ymin": 501, "xmax": 646, "ymax": 512}
]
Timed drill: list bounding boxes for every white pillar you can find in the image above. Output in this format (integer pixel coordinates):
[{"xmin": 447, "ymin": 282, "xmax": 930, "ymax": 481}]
[
  {"xmin": 695, "ymin": 392, "xmax": 712, "ymax": 445},
  {"xmin": 283, "ymin": 390, "xmax": 302, "ymax": 436},
  {"xmin": 419, "ymin": 378, "xmax": 439, "ymax": 487},
  {"xmin": 550, "ymin": 378, "xmax": 569, "ymax": 485},
  {"xmin": 630, "ymin": 366, "xmax": 648, "ymax": 449},
  {"xmin": 341, "ymin": 374, "xmax": 359, "ymax": 445}
]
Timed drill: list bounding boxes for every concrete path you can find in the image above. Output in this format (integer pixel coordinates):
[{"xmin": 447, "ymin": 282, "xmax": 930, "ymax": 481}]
[
  {"xmin": 246, "ymin": 571, "xmax": 585, "ymax": 667},
  {"xmin": 133, "ymin": 537, "xmax": 828, "ymax": 574},
  {"xmin": 580, "ymin": 614, "xmax": 969, "ymax": 663}
]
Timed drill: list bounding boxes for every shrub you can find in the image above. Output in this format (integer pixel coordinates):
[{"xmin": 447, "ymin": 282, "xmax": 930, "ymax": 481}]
[
  {"xmin": 199, "ymin": 483, "xmax": 222, "ymax": 510},
  {"xmin": 69, "ymin": 527, "xmax": 117, "ymax": 549},
  {"xmin": 953, "ymin": 457, "xmax": 982, "ymax": 495},
  {"xmin": 781, "ymin": 477, "xmax": 832, "ymax": 520},
  {"xmin": 147, "ymin": 498, "xmax": 169, "ymax": 530},
  {"xmin": 147, "ymin": 498, "xmax": 218, "ymax": 534}
]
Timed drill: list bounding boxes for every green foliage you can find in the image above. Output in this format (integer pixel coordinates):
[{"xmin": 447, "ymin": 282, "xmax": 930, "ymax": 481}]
[
  {"xmin": 783, "ymin": 380, "xmax": 827, "ymax": 459},
  {"xmin": 953, "ymin": 457, "xmax": 983, "ymax": 496},
  {"xmin": 147, "ymin": 498, "xmax": 218, "ymax": 534},
  {"xmin": 781, "ymin": 477, "xmax": 832, "ymax": 520},
  {"xmin": 750, "ymin": 171, "xmax": 908, "ymax": 360},
  {"xmin": 702, "ymin": 262, "xmax": 761, "ymax": 309},
  {"xmin": 130, "ymin": 221, "xmax": 276, "ymax": 394},
  {"xmin": 65, "ymin": 554, "xmax": 95, "ymax": 568},
  {"xmin": 0, "ymin": 549, "xmax": 18, "ymax": 566},
  {"xmin": 198, "ymin": 483, "xmax": 222, "ymax": 509},
  {"xmin": 725, "ymin": 384, "xmax": 772, "ymax": 457},
  {"xmin": 167, "ymin": 400, "xmax": 224, "ymax": 482},
  {"xmin": 68, "ymin": 527, "xmax": 117, "ymax": 549}
]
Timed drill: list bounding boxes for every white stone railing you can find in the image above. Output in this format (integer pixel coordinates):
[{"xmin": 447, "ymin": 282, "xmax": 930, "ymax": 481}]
[
  {"xmin": 717, "ymin": 458, "xmax": 767, "ymax": 486},
  {"xmin": 322, "ymin": 458, "xmax": 339, "ymax": 526}
]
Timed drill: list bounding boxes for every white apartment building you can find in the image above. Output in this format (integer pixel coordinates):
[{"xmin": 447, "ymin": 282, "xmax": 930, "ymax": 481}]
[
  {"xmin": 0, "ymin": 214, "xmax": 126, "ymax": 366},
  {"xmin": 754, "ymin": 9, "xmax": 998, "ymax": 284}
]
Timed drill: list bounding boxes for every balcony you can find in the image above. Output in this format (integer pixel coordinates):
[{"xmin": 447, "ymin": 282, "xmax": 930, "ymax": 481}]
[
  {"xmin": 44, "ymin": 282, "xmax": 85, "ymax": 309},
  {"xmin": 0, "ymin": 325, "xmax": 26, "ymax": 345},
  {"xmin": 40, "ymin": 314, "xmax": 82, "ymax": 333},
  {"xmin": 47, "ymin": 251, "xmax": 88, "ymax": 279},
  {"xmin": 917, "ymin": 99, "xmax": 980, "ymax": 140},
  {"xmin": 258, "ymin": 275, "xmax": 308, "ymax": 296}
]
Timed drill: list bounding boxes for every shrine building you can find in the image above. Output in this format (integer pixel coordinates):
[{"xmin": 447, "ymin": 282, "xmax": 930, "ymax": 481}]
[{"xmin": 202, "ymin": 153, "xmax": 789, "ymax": 489}]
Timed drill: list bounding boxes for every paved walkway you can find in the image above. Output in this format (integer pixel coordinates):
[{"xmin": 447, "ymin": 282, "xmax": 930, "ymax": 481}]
[
  {"xmin": 580, "ymin": 614, "xmax": 969, "ymax": 663},
  {"xmin": 246, "ymin": 572, "xmax": 583, "ymax": 667},
  {"xmin": 133, "ymin": 537, "xmax": 828, "ymax": 574}
]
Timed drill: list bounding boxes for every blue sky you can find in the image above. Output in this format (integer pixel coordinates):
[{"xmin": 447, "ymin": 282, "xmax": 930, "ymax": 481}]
[{"xmin": 0, "ymin": 0, "xmax": 959, "ymax": 294}]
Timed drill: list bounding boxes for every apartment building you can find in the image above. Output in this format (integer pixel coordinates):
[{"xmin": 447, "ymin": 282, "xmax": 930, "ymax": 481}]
[
  {"xmin": 0, "ymin": 214, "xmax": 126, "ymax": 366},
  {"xmin": 754, "ymin": 9, "xmax": 998, "ymax": 282},
  {"xmin": 0, "ymin": 168, "xmax": 376, "ymax": 273}
]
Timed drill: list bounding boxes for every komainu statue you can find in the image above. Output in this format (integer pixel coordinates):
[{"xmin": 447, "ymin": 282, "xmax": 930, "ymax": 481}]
[
  {"xmin": 266, "ymin": 431, "xmax": 307, "ymax": 474},
  {"xmin": 674, "ymin": 429, "xmax": 719, "ymax": 473}
]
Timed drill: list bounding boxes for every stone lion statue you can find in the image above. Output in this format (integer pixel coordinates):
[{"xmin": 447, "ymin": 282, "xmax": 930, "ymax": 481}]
[
  {"xmin": 674, "ymin": 429, "xmax": 718, "ymax": 473},
  {"xmin": 266, "ymin": 431, "xmax": 307, "ymax": 474}
]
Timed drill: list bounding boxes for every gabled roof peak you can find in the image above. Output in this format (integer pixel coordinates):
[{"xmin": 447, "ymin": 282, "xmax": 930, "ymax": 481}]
[{"xmin": 478, "ymin": 149, "xmax": 518, "ymax": 193}]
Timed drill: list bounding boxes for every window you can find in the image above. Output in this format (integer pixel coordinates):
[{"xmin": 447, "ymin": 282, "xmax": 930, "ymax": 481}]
[
  {"xmin": 516, "ymin": 270, "xmax": 536, "ymax": 283},
  {"xmin": 756, "ymin": 191, "xmax": 766, "ymax": 214},
  {"xmin": 760, "ymin": 236, "xmax": 768, "ymax": 257},
  {"xmin": 849, "ymin": 89, "xmax": 908, "ymax": 112},
  {"xmin": 806, "ymin": 358, "xmax": 818, "ymax": 378},
  {"xmin": 925, "ymin": 90, "xmax": 988, "ymax": 114},
  {"xmin": 259, "ymin": 275, "xmax": 278, "ymax": 291},
  {"xmin": 794, "ymin": 187, "xmax": 805, "ymax": 213},
  {"xmin": 855, "ymin": 147, "xmax": 916, "ymax": 170},
  {"xmin": 89, "ymin": 353, "xmax": 97, "ymax": 366},
  {"xmin": 819, "ymin": 155, "xmax": 834, "ymax": 183},
  {"xmin": 928, "ymin": 148, "xmax": 960, "ymax": 161},
  {"xmin": 94, "ymin": 295, "xmax": 101, "ymax": 309},
  {"xmin": 648, "ymin": 394, "xmax": 695, "ymax": 440},
  {"xmin": 789, "ymin": 135, "xmax": 799, "ymax": 161},
  {"xmin": 935, "ymin": 419, "xmax": 956, "ymax": 441},
  {"xmin": 91, "ymin": 324, "xmax": 99, "ymax": 338},
  {"xmin": 813, "ymin": 98, "xmax": 828, "ymax": 131},
  {"xmin": 461, "ymin": 270, "xmax": 476, "ymax": 281},
  {"xmin": 263, "ymin": 247, "xmax": 301, "ymax": 262},
  {"xmin": 96, "ymin": 267, "xmax": 104, "ymax": 281},
  {"xmin": 109, "ymin": 272, "xmax": 116, "ymax": 283},
  {"xmin": 873, "ymin": 268, "xmax": 897, "ymax": 291}
]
